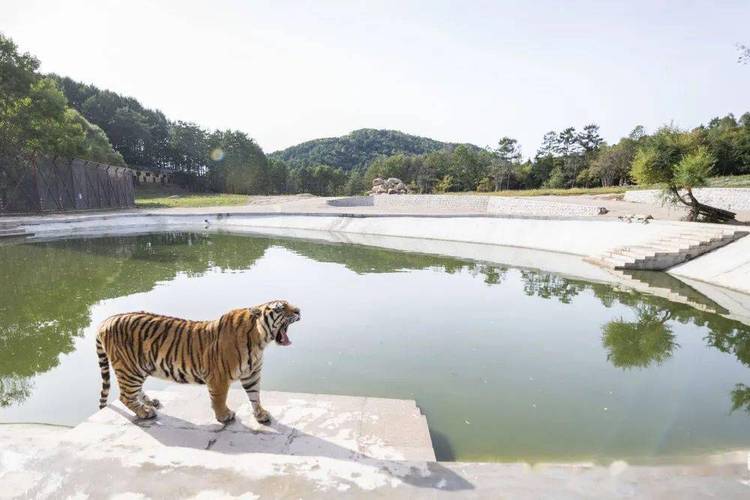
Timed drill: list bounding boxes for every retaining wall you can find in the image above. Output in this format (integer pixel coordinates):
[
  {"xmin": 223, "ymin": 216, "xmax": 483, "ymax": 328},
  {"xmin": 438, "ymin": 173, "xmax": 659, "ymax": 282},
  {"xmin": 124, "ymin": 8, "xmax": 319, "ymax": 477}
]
[
  {"xmin": 16, "ymin": 212, "xmax": 705, "ymax": 258},
  {"xmin": 328, "ymin": 194, "xmax": 605, "ymax": 216},
  {"xmin": 12, "ymin": 210, "xmax": 750, "ymax": 319},
  {"xmin": 624, "ymin": 188, "xmax": 750, "ymax": 211}
]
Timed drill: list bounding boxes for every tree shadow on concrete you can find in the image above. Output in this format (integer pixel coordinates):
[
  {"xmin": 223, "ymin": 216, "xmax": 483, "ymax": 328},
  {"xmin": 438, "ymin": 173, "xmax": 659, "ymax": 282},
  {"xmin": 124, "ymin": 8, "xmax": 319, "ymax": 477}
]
[{"xmin": 109, "ymin": 405, "xmax": 474, "ymax": 492}]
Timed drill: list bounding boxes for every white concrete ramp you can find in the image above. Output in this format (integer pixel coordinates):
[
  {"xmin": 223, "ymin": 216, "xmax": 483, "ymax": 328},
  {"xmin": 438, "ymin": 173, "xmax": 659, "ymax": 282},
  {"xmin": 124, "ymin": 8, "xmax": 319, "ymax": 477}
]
[{"xmin": 71, "ymin": 387, "xmax": 435, "ymax": 461}]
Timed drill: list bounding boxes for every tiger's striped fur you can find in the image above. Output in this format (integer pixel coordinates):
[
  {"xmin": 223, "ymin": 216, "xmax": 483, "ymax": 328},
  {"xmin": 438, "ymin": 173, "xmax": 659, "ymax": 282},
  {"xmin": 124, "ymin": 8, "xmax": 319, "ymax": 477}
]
[{"xmin": 96, "ymin": 300, "xmax": 301, "ymax": 423}]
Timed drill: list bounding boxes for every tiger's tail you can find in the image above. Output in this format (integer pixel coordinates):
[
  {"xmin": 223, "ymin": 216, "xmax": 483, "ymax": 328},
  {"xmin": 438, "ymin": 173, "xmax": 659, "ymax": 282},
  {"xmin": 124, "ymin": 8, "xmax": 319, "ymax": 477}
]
[{"xmin": 96, "ymin": 335, "xmax": 111, "ymax": 409}]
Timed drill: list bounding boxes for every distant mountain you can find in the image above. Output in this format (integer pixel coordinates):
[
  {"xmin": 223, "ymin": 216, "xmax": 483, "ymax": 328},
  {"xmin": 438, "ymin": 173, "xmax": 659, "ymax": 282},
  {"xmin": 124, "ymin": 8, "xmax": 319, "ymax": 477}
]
[{"xmin": 269, "ymin": 128, "xmax": 481, "ymax": 171}]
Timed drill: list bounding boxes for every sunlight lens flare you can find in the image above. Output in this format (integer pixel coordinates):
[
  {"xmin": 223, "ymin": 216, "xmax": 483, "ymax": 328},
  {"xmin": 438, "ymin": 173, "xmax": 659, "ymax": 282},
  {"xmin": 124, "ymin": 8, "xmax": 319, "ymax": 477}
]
[{"xmin": 210, "ymin": 148, "xmax": 225, "ymax": 161}]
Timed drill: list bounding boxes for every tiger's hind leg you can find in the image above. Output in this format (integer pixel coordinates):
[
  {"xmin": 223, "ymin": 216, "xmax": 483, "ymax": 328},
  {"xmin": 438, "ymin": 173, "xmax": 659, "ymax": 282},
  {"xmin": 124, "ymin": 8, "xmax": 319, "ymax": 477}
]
[{"xmin": 113, "ymin": 365, "xmax": 156, "ymax": 420}]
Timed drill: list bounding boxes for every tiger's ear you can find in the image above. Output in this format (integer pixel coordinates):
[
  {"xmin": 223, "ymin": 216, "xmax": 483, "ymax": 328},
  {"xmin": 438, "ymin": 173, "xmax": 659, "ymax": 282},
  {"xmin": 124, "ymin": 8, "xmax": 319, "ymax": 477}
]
[
  {"xmin": 272, "ymin": 301, "xmax": 284, "ymax": 313},
  {"xmin": 248, "ymin": 307, "xmax": 262, "ymax": 318}
]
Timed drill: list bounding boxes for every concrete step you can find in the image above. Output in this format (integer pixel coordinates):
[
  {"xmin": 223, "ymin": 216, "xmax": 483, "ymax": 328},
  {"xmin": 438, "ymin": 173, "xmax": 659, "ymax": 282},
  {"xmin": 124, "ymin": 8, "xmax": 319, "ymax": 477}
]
[
  {"xmin": 607, "ymin": 246, "xmax": 677, "ymax": 258},
  {"xmin": 69, "ymin": 387, "xmax": 436, "ymax": 462},
  {"xmin": 592, "ymin": 228, "xmax": 748, "ymax": 271},
  {"xmin": 659, "ymin": 226, "xmax": 737, "ymax": 236},
  {"xmin": 659, "ymin": 237, "xmax": 713, "ymax": 247}
]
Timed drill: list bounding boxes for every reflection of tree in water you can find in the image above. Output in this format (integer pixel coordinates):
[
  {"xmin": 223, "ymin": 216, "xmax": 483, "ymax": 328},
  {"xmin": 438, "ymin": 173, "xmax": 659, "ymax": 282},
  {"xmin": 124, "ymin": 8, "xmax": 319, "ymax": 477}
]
[
  {"xmin": 519, "ymin": 270, "xmax": 750, "ymax": 413},
  {"xmin": 0, "ymin": 233, "xmax": 271, "ymax": 407},
  {"xmin": 732, "ymin": 384, "xmax": 750, "ymax": 413},
  {"xmin": 520, "ymin": 271, "xmax": 586, "ymax": 303},
  {"xmin": 704, "ymin": 317, "xmax": 750, "ymax": 413},
  {"xmin": 601, "ymin": 305, "xmax": 677, "ymax": 369},
  {"xmin": 0, "ymin": 375, "xmax": 31, "ymax": 408},
  {"xmin": 0, "ymin": 233, "xmax": 505, "ymax": 407},
  {"xmin": 3, "ymin": 234, "xmax": 748, "ymax": 413}
]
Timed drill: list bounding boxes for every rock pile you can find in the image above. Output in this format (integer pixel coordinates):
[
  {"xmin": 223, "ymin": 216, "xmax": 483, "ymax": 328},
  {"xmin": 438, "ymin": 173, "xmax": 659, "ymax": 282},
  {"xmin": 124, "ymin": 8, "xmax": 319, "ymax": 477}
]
[
  {"xmin": 371, "ymin": 177, "xmax": 409, "ymax": 195},
  {"xmin": 618, "ymin": 214, "xmax": 654, "ymax": 224}
]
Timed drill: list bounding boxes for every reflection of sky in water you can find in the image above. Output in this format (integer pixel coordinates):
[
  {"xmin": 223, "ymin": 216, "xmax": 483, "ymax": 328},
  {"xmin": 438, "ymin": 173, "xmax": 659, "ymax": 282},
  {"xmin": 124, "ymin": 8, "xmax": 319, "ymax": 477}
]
[{"xmin": 0, "ymin": 233, "xmax": 749, "ymax": 463}]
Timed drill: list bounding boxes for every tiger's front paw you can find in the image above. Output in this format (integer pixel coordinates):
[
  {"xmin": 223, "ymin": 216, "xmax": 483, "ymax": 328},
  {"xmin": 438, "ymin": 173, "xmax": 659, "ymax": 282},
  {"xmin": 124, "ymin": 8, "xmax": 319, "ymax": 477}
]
[
  {"xmin": 254, "ymin": 407, "xmax": 271, "ymax": 424},
  {"xmin": 216, "ymin": 410, "xmax": 236, "ymax": 424}
]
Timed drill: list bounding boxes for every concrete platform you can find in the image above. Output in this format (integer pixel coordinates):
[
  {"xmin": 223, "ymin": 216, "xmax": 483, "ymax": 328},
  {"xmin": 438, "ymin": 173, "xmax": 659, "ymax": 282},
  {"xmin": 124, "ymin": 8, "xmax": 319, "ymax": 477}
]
[
  {"xmin": 2, "ymin": 388, "xmax": 750, "ymax": 498},
  {"xmin": 74, "ymin": 387, "xmax": 435, "ymax": 462}
]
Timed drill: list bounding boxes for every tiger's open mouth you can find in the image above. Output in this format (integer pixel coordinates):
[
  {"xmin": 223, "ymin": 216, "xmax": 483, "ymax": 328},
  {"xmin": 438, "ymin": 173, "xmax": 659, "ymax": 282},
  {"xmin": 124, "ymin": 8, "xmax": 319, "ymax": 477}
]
[
  {"xmin": 275, "ymin": 312, "xmax": 300, "ymax": 346},
  {"xmin": 275, "ymin": 323, "xmax": 292, "ymax": 346}
]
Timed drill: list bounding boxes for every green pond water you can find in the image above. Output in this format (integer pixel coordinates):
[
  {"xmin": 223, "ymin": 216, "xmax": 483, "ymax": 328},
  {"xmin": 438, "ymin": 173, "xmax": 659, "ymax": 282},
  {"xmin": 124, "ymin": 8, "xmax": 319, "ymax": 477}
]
[{"xmin": 1, "ymin": 232, "xmax": 749, "ymax": 463}]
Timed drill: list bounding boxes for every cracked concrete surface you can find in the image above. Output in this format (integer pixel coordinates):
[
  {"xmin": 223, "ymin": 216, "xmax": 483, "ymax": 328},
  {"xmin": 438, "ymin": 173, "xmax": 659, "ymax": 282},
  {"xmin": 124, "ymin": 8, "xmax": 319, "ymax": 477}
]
[{"xmin": 2, "ymin": 388, "xmax": 750, "ymax": 498}]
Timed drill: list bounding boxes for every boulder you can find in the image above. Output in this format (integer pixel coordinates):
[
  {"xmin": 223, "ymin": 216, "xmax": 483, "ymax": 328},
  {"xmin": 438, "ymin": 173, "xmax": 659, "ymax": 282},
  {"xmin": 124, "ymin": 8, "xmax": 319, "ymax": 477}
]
[{"xmin": 370, "ymin": 176, "xmax": 409, "ymax": 195}]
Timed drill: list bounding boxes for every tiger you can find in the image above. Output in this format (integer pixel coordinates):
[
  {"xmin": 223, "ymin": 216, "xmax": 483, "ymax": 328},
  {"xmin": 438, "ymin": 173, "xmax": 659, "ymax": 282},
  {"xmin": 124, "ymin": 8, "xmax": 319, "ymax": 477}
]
[{"xmin": 95, "ymin": 300, "xmax": 301, "ymax": 423}]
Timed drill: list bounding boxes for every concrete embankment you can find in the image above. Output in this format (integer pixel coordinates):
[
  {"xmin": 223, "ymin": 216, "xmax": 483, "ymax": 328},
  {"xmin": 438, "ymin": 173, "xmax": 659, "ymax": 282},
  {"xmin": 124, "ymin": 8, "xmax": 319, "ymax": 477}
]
[
  {"xmin": 2, "ymin": 387, "xmax": 748, "ymax": 499},
  {"xmin": 328, "ymin": 193, "xmax": 608, "ymax": 216},
  {"xmin": 4, "ymin": 208, "xmax": 749, "ymax": 320}
]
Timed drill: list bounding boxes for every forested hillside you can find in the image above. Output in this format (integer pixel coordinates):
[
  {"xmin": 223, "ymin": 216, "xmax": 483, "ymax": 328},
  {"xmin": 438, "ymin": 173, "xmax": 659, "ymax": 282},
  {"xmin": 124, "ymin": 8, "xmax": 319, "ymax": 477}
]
[
  {"xmin": 0, "ymin": 34, "xmax": 124, "ymax": 179},
  {"xmin": 269, "ymin": 129, "xmax": 480, "ymax": 171},
  {"xmin": 3, "ymin": 31, "xmax": 750, "ymax": 202},
  {"xmin": 51, "ymin": 75, "xmax": 271, "ymax": 194}
]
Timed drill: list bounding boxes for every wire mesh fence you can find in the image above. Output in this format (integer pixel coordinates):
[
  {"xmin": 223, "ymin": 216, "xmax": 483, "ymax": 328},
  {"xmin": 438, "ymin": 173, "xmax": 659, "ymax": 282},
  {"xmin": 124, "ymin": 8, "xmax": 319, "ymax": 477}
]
[{"xmin": 0, "ymin": 158, "xmax": 135, "ymax": 214}]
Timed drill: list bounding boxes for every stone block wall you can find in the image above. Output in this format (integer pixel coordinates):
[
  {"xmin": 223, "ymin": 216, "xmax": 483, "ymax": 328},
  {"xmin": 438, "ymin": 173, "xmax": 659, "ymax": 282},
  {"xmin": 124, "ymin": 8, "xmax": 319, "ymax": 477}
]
[
  {"xmin": 327, "ymin": 194, "xmax": 605, "ymax": 217},
  {"xmin": 624, "ymin": 188, "xmax": 750, "ymax": 211}
]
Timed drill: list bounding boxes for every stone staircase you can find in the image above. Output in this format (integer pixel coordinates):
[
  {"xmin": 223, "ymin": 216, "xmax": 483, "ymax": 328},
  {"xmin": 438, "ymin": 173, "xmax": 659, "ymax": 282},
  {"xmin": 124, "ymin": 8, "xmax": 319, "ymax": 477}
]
[{"xmin": 588, "ymin": 226, "xmax": 748, "ymax": 271}]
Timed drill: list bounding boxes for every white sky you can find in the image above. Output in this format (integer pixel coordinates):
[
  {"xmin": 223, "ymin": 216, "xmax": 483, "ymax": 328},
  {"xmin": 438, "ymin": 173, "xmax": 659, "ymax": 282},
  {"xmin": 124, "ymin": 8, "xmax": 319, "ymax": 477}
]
[{"xmin": 3, "ymin": 0, "xmax": 749, "ymax": 156}]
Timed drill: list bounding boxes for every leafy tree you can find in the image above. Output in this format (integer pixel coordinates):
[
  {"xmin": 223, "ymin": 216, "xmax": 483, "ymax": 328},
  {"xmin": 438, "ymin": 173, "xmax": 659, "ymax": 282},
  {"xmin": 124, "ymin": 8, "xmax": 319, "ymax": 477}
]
[
  {"xmin": 343, "ymin": 168, "xmax": 367, "ymax": 195},
  {"xmin": 694, "ymin": 114, "xmax": 750, "ymax": 176},
  {"xmin": 589, "ymin": 138, "xmax": 637, "ymax": 186},
  {"xmin": 2, "ymin": 78, "xmax": 86, "ymax": 161},
  {"xmin": 0, "ymin": 32, "xmax": 124, "ymax": 182},
  {"xmin": 435, "ymin": 175, "xmax": 455, "ymax": 193},
  {"xmin": 268, "ymin": 158, "xmax": 289, "ymax": 194},
  {"xmin": 631, "ymin": 126, "xmax": 734, "ymax": 222},
  {"xmin": 491, "ymin": 137, "xmax": 522, "ymax": 190},
  {"xmin": 0, "ymin": 34, "xmax": 39, "ymax": 98},
  {"xmin": 577, "ymin": 124, "xmax": 604, "ymax": 153},
  {"xmin": 365, "ymin": 153, "xmax": 413, "ymax": 185},
  {"xmin": 72, "ymin": 112, "xmax": 126, "ymax": 165},
  {"xmin": 168, "ymin": 121, "xmax": 208, "ymax": 174},
  {"xmin": 533, "ymin": 125, "xmax": 603, "ymax": 188},
  {"xmin": 289, "ymin": 164, "xmax": 348, "ymax": 196},
  {"xmin": 207, "ymin": 130, "xmax": 269, "ymax": 194}
]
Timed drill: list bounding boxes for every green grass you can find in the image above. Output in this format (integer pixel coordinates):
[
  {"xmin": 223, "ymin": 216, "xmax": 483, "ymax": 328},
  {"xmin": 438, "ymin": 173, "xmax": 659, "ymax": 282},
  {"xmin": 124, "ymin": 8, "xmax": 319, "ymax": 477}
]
[
  {"xmin": 133, "ymin": 173, "xmax": 750, "ymax": 208},
  {"xmin": 135, "ymin": 185, "xmax": 249, "ymax": 208}
]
